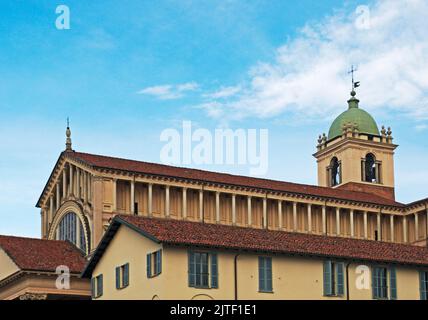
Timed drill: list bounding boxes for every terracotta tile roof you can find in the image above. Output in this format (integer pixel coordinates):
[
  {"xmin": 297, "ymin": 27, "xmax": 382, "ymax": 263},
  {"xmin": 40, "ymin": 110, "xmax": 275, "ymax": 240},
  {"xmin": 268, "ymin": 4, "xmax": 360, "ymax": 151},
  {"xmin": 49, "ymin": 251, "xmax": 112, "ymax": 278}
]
[
  {"xmin": 0, "ymin": 235, "xmax": 86, "ymax": 274},
  {"xmin": 82, "ymin": 215, "xmax": 428, "ymax": 278},
  {"xmin": 125, "ymin": 215, "xmax": 428, "ymax": 265},
  {"xmin": 66, "ymin": 151, "xmax": 404, "ymax": 207}
]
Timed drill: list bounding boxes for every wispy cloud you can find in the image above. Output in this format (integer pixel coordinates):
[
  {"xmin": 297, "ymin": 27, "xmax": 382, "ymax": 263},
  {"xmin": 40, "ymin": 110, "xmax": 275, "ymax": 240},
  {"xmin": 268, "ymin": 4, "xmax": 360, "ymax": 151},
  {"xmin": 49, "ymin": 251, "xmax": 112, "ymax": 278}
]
[
  {"xmin": 137, "ymin": 82, "xmax": 198, "ymax": 100},
  {"xmin": 203, "ymin": 86, "xmax": 241, "ymax": 99},
  {"xmin": 199, "ymin": 0, "xmax": 428, "ymax": 121},
  {"xmin": 80, "ymin": 28, "xmax": 116, "ymax": 50},
  {"xmin": 415, "ymin": 124, "xmax": 428, "ymax": 131},
  {"xmin": 195, "ymin": 101, "xmax": 224, "ymax": 118}
]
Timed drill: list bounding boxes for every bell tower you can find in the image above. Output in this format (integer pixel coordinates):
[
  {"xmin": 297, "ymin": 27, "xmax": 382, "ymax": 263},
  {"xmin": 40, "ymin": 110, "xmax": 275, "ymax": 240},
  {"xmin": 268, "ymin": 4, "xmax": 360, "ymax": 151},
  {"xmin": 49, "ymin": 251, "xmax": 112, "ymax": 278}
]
[{"xmin": 313, "ymin": 89, "xmax": 398, "ymax": 200}]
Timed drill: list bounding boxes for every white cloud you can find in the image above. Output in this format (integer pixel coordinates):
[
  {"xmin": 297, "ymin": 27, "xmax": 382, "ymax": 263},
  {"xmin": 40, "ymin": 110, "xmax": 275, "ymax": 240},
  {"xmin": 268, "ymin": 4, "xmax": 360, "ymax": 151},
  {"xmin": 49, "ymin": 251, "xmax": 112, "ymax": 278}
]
[
  {"xmin": 415, "ymin": 124, "xmax": 428, "ymax": 131},
  {"xmin": 177, "ymin": 82, "xmax": 199, "ymax": 92},
  {"xmin": 195, "ymin": 101, "xmax": 225, "ymax": 118},
  {"xmin": 203, "ymin": 86, "xmax": 241, "ymax": 99},
  {"xmin": 201, "ymin": 0, "xmax": 428, "ymax": 121},
  {"xmin": 137, "ymin": 82, "xmax": 198, "ymax": 100}
]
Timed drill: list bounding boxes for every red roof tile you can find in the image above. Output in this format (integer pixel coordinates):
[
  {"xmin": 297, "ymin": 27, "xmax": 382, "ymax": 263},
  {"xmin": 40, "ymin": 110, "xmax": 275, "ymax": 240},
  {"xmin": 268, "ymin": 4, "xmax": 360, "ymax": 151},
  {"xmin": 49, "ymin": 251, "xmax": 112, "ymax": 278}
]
[
  {"xmin": 66, "ymin": 151, "xmax": 404, "ymax": 207},
  {"xmin": 118, "ymin": 215, "xmax": 428, "ymax": 266},
  {"xmin": 0, "ymin": 235, "xmax": 86, "ymax": 274}
]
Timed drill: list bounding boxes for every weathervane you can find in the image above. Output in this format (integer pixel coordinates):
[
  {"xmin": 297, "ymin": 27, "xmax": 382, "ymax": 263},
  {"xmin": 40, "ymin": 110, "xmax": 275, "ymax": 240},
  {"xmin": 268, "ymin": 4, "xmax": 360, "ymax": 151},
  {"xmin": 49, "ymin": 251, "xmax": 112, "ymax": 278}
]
[
  {"xmin": 65, "ymin": 117, "xmax": 72, "ymax": 151},
  {"xmin": 348, "ymin": 65, "xmax": 360, "ymax": 91}
]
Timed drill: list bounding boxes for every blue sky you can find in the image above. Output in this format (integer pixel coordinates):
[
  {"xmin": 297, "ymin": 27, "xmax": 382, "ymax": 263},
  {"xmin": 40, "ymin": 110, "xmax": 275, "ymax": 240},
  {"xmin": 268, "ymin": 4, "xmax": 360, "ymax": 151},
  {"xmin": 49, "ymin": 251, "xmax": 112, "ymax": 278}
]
[{"xmin": 0, "ymin": 0, "xmax": 427, "ymax": 237}]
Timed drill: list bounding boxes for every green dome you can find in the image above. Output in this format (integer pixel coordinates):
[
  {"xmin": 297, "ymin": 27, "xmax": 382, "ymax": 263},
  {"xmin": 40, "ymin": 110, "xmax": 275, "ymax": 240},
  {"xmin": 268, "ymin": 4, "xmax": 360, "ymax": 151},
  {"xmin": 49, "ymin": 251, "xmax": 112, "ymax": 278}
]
[{"xmin": 328, "ymin": 93, "xmax": 379, "ymax": 140}]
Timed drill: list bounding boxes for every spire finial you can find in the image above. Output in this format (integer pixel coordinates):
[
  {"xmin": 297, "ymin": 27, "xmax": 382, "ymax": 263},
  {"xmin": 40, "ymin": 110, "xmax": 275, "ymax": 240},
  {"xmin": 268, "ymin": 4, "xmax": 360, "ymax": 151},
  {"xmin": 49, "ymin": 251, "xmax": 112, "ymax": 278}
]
[
  {"xmin": 348, "ymin": 65, "xmax": 360, "ymax": 92},
  {"xmin": 347, "ymin": 65, "xmax": 360, "ymax": 108},
  {"xmin": 65, "ymin": 117, "xmax": 73, "ymax": 151}
]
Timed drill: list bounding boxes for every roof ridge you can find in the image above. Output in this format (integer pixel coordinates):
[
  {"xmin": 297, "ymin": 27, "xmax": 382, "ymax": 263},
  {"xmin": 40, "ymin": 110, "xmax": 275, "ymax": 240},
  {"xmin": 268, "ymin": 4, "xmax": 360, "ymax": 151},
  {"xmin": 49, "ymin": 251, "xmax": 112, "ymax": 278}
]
[
  {"xmin": 118, "ymin": 214, "xmax": 426, "ymax": 251},
  {"xmin": 0, "ymin": 234, "xmax": 64, "ymax": 243}
]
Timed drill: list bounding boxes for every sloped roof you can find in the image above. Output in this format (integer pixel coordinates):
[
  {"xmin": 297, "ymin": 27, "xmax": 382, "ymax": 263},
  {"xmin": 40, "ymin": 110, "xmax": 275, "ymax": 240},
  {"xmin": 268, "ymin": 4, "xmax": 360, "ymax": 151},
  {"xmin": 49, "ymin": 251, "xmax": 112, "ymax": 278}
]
[
  {"xmin": 64, "ymin": 151, "xmax": 404, "ymax": 208},
  {"xmin": 0, "ymin": 235, "xmax": 86, "ymax": 274},
  {"xmin": 82, "ymin": 215, "xmax": 428, "ymax": 277}
]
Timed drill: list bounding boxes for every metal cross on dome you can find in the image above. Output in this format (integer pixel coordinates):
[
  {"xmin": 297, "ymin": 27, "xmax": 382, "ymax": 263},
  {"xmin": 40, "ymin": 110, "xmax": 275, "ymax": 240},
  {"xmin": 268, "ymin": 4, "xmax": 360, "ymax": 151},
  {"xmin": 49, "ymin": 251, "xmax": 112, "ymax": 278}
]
[{"xmin": 348, "ymin": 65, "xmax": 360, "ymax": 91}]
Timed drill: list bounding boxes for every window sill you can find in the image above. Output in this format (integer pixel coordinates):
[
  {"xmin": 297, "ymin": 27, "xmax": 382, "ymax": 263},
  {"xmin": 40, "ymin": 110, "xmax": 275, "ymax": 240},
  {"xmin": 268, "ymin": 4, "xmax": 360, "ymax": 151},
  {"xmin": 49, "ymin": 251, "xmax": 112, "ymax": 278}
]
[
  {"xmin": 117, "ymin": 284, "xmax": 129, "ymax": 290},
  {"xmin": 259, "ymin": 290, "xmax": 274, "ymax": 294}
]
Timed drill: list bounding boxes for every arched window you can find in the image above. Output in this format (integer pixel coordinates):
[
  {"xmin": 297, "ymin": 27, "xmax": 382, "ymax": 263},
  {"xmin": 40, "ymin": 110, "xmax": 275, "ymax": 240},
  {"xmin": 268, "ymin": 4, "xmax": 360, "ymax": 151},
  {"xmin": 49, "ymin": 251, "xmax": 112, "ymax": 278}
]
[
  {"xmin": 363, "ymin": 153, "xmax": 381, "ymax": 183},
  {"xmin": 57, "ymin": 212, "xmax": 87, "ymax": 253},
  {"xmin": 329, "ymin": 157, "xmax": 341, "ymax": 187}
]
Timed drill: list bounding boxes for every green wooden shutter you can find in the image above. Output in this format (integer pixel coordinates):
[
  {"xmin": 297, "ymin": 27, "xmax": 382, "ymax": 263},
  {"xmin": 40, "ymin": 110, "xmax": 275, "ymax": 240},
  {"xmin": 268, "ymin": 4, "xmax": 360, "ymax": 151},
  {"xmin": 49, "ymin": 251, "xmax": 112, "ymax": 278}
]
[
  {"xmin": 323, "ymin": 261, "xmax": 332, "ymax": 296},
  {"xmin": 420, "ymin": 271, "xmax": 427, "ymax": 300},
  {"xmin": 372, "ymin": 267, "xmax": 376, "ymax": 299},
  {"xmin": 91, "ymin": 278, "xmax": 95, "ymax": 299},
  {"xmin": 98, "ymin": 274, "xmax": 103, "ymax": 297},
  {"xmin": 115, "ymin": 266, "xmax": 121, "ymax": 289},
  {"xmin": 258, "ymin": 257, "xmax": 265, "ymax": 291},
  {"xmin": 336, "ymin": 263, "xmax": 344, "ymax": 296},
  {"xmin": 266, "ymin": 257, "xmax": 272, "ymax": 292},
  {"xmin": 156, "ymin": 250, "xmax": 162, "ymax": 275},
  {"xmin": 188, "ymin": 251, "xmax": 195, "ymax": 287},
  {"xmin": 372, "ymin": 267, "xmax": 379, "ymax": 299},
  {"xmin": 210, "ymin": 253, "xmax": 218, "ymax": 288},
  {"xmin": 147, "ymin": 254, "xmax": 152, "ymax": 278},
  {"xmin": 389, "ymin": 267, "xmax": 396, "ymax": 300},
  {"xmin": 124, "ymin": 263, "xmax": 129, "ymax": 287}
]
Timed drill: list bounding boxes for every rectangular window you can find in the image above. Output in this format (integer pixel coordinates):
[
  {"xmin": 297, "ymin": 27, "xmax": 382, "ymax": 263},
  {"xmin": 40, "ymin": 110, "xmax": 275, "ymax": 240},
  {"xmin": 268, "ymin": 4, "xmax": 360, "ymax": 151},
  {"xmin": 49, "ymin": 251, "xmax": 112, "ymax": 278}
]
[
  {"xmin": 188, "ymin": 251, "xmax": 218, "ymax": 289},
  {"xmin": 258, "ymin": 257, "xmax": 273, "ymax": 293},
  {"xmin": 323, "ymin": 261, "xmax": 344, "ymax": 296},
  {"xmin": 420, "ymin": 271, "xmax": 428, "ymax": 300},
  {"xmin": 92, "ymin": 274, "xmax": 103, "ymax": 299},
  {"xmin": 147, "ymin": 249, "xmax": 162, "ymax": 278},
  {"xmin": 115, "ymin": 263, "xmax": 129, "ymax": 289},
  {"xmin": 372, "ymin": 266, "xmax": 396, "ymax": 300}
]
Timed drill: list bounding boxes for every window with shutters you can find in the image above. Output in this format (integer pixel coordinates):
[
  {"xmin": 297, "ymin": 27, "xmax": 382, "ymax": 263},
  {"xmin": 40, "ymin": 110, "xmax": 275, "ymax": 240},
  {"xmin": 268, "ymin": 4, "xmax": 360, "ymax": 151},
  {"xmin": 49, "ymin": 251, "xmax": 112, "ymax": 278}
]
[
  {"xmin": 92, "ymin": 274, "xmax": 103, "ymax": 299},
  {"xmin": 115, "ymin": 263, "xmax": 129, "ymax": 289},
  {"xmin": 420, "ymin": 271, "xmax": 428, "ymax": 300},
  {"xmin": 258, "ymin": 257, "xmax": 273, "ymax": 293},
  {"xmin": 147, "ymin": 249, "xmax": 162, "ymax": 278},
  {"xmin": 323, "ymin": 261, "xmax": 344, "ymax": 297},
  {"xmin": 188, "ymin": 251, "xmax": 218, "ymax": 289},
  {"xmin": 372, "ymin": 266, "xmax": 396, "ymax": 300}
]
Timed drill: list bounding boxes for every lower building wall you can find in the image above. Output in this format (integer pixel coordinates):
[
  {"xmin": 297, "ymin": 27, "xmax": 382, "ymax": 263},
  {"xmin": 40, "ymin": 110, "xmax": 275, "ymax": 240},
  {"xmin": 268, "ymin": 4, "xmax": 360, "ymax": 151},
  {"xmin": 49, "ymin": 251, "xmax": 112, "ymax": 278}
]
[
  {"xmin": 92, "ymin": 225, "xmax": 162, "ymax": 300},
  {"xmin": 91, "ymin": 226, "xmax": 424, "ymax": 300},
  {"xmin": 0, "ymin": 274, "xmax": 90, "ymax": 300}
]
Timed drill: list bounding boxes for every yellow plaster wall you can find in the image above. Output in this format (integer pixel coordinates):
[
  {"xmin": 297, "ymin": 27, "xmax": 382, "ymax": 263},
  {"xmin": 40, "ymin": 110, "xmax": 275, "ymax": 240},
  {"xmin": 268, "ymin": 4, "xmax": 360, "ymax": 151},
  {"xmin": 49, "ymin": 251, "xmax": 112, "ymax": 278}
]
[
  {"xmin": 0, "ymin": 249, "xmax": 19, "ymax": 281},
  {"xmin": 92, "ymin": 225, "xmax": 162, "ymax": 300}
]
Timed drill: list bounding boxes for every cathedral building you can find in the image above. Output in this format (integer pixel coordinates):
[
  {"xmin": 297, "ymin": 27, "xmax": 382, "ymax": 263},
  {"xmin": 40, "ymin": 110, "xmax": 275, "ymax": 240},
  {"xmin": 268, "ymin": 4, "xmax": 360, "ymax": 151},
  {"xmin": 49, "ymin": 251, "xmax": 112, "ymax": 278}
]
[
  {"xmin": 1, "ymin": 89, "xmax": 428, "ymax": 300},
  {"xmin": 37, "ymin": 90, "xmax": 428, "ymax": 251}
]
